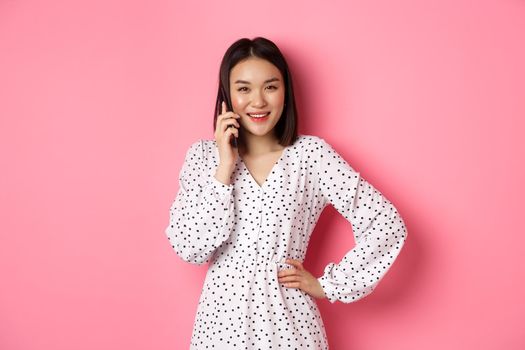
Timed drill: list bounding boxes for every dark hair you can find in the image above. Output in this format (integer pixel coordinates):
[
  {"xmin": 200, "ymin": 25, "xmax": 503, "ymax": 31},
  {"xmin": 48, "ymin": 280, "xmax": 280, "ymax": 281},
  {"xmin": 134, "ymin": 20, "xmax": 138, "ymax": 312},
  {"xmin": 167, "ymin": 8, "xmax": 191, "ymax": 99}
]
[{"xmin": 213, "ymin": 37, "xmax": 298, "ymax": 147}]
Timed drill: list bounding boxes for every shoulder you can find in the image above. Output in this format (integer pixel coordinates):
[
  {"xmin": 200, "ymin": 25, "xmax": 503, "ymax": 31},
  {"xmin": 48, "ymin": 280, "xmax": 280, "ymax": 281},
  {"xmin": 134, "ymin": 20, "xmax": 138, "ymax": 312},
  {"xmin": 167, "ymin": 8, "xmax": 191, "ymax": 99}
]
[
  {"xmin": 197, "ymin": 138, "xmax": 216, "ymax": 150},
  {"xmin": 182, "ymin": 139, "xmax": 209, "ymax": 164},
  {"xmin": 304, "ymin": 135, "xmax": 341, "ymax": 153},
  {"xmin": 293, "ymin": 134, "xmax": 330, "ymax": 153},
  {"xmin": 186, "ymin": 138, "xmax": 218, "ymax": 167},
  {"xmin": 186, "ymin": 138, "xmax": 218, "ymax": 152},
  {"xmin": 300, "ymin": 135, "xmax": 357, "ymax": 169},
  {"xmin": 293, "ymin": 134, "xmax": 325, "ymax": 149},
  {"xmin": 199, "ymin": 138, "xmax": 217, "ymax": 160},
  {"xmin": 183, "ymin": 139, "xmax": 203, "ymax": 156}
]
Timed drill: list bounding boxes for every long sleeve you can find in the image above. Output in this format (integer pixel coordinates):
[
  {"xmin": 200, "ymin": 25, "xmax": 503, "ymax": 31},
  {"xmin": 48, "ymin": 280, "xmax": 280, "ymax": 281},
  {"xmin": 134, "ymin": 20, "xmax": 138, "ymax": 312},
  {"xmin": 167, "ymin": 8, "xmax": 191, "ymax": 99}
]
[
  {"xmin": 165, "ymin": 139, "xmax": 235, "ymax": 265},
  {"xmin": 315, "ymin": 138, "xmax": 408, "ymax": 304}
]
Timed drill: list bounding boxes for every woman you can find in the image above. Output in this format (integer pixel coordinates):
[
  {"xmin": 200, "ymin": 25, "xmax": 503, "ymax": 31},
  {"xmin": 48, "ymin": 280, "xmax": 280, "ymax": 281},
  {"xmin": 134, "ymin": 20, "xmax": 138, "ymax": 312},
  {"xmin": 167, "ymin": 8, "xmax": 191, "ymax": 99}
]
[{"xmin": 165, "ymin": 37, "xmax": 408, "ymax": 349}]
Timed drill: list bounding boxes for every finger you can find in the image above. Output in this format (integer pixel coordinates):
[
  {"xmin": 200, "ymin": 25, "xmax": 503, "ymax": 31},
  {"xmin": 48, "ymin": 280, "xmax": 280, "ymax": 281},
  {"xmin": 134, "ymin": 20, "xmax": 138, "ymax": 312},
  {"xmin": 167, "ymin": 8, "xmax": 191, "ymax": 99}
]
[
  {"xmin": 277, "ymin": 267, "xmax": 300, "ymax": 278},
  {"xmin": 218, "ymin": 112, "xmax": 240, "ymax": 124},
  {"xmin": 221, "ymin": 115, "xmax": 240, "ymax": 130},
  {"xmin": 223, "ymin": 119, "xmax": 240, "ymax": 133},
  {"xmin": 222, "ymin": 101, "xmax": 226, "ymax": 114},
  {"xmin": 286, "ymin": 259, "xmax": 304, "ymax": 270},
  {"xmin": 278, "ymin": 275, "xmax": 300, "ymax": 283},
  {"xmin": 278, "ymin": 273, "xmax": 300, "ymax": 283},
  {"xmin": 277, "ymin": 269, "xmax": 291, "ymax": 277},
  {"xmin": 283, "ymin": 281, "xmax": 300, "ymax": 288},
  {"xmin": 227, "ymin": 117, "xmax": 240, "ymax": 128},
  {"xmin": 228, "ymin": 126, "xmax": 239, "ymax": 138}
]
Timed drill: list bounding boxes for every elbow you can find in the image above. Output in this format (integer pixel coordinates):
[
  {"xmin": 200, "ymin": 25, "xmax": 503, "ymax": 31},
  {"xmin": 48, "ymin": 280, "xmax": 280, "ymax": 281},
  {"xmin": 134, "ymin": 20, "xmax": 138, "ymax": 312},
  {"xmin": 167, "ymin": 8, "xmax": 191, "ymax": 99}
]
[
  {"xmin": 165, "ymin": 225, "xmax": 211, "ymax": 266},
  {"xmin": 175, "ymin": 248, "xmax": 210, "ymax": 266},
  {"xmin": 329, "ymin": 284, "xmax": 377, "ymax": 305},
  {"xmin": 397, "ymin": 215, "xmax": 408, "ymax": 245},
  {"xmin": 391, "ymin": 207, "xmax": 408, "ymax": 245},
  {"xmin": 173, "ymin": 241, "xmax": 211, "ymax": 265},
  {"xmin": 342, "ymin": 279, "xmax": 381, "ymax": 304}
]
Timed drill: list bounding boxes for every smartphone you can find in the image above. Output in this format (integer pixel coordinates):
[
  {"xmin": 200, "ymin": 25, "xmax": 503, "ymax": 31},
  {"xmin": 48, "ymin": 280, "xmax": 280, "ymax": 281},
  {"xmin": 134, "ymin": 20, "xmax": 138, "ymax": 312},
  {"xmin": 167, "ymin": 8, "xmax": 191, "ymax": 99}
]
[{"xmin": 220, "ymin": 88, "xmax": 238, "ymax": 148}]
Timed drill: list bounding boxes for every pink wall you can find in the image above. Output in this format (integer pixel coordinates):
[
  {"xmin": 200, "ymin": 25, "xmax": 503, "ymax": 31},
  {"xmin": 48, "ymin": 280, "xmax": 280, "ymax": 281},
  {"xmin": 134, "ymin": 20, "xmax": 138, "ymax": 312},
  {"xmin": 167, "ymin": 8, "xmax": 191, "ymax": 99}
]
[{"xmin": 1, "ymin": 0, "xmax": 524, "ymax": 349}]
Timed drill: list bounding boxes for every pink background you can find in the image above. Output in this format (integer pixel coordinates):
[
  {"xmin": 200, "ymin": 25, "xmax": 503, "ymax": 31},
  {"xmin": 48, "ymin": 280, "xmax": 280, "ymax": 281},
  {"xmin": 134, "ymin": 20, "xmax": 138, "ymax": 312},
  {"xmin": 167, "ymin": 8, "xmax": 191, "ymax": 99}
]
[{"xmin": 1, "ymin": 0, "xmax": 524, "ymax": 349}]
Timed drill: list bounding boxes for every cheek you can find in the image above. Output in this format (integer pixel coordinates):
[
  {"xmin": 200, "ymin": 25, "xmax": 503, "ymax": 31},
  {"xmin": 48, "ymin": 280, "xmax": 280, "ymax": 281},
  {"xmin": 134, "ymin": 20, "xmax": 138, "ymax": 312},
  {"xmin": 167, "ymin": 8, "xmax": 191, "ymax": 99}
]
[
  {"xmin": 230, "ymin": 93, "xmax": 247, "ymax": 109},
  {"xmin": 270, "ymin": 91, "xmax": 285, "ymax": 107}
]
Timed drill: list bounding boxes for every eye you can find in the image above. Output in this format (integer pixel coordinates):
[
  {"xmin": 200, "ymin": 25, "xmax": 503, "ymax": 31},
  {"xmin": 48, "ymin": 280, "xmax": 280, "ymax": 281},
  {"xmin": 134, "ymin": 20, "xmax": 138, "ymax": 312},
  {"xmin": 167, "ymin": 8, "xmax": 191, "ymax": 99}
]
[
  {"xmin": 266, "ymin": 85, "xmax": 278, "ymax": 90},
  {"xmin": 237, "ymin": 87, "xmax": 249, "ymax": 92}
]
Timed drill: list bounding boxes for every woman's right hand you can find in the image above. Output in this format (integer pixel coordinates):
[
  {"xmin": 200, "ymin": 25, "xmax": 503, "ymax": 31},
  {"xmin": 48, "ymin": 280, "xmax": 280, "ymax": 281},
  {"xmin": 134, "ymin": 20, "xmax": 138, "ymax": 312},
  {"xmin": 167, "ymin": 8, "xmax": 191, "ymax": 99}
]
[{"xmin": 214, "ymin": 101, "xmax": 241, "ymax": 170}]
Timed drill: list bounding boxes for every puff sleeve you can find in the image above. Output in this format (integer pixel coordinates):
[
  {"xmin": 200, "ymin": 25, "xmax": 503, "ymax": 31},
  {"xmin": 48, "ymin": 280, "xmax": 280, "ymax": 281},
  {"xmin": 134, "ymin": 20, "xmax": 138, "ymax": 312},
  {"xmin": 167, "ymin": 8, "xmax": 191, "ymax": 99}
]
[
  {"xmin": 316, "ymin": 138, "xmax": 408, "ymax": 304},
  {"xmin": 165, "ymin": 139, "xmax": 235, "ymax": 265}
]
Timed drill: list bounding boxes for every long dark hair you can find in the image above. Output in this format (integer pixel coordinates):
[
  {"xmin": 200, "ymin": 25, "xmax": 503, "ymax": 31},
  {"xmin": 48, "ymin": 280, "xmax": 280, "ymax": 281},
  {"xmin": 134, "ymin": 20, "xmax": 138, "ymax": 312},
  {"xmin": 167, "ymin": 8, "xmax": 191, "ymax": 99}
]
[{"xmin": 213, "ymin": 37, "xmax": 299, "ymax": 147}]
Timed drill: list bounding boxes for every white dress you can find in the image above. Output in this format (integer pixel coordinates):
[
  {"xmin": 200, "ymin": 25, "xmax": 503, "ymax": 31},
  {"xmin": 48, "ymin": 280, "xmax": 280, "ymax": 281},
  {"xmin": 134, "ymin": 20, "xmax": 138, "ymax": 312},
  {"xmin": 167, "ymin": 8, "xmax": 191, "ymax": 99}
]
[{"xmin": 165, "ymin": 134, "xmax": 408, "ymax": 349}]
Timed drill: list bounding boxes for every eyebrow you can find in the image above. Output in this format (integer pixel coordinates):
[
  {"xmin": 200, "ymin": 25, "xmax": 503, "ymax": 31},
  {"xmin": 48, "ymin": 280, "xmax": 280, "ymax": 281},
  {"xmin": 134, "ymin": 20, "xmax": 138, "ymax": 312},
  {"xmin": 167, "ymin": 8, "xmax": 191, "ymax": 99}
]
[{"xmin": 233, "ymin": 77, "xmax": 281, "ymax": 84}]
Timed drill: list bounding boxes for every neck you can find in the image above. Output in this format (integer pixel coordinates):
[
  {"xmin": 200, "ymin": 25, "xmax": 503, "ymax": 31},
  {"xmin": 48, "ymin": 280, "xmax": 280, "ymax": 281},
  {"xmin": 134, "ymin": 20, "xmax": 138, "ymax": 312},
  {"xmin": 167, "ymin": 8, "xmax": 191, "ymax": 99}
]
[{"xmin": 238, "ymin": 130, "xmax": 281, "ymax": 157}]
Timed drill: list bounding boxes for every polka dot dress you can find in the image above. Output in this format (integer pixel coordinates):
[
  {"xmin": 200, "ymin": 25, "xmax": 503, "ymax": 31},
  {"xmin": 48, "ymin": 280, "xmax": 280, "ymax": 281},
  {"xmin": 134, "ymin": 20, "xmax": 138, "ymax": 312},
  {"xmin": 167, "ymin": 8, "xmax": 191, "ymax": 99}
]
[{"xmin": 165, "ymin": 134, "xmax": 408, "ymax": 349}]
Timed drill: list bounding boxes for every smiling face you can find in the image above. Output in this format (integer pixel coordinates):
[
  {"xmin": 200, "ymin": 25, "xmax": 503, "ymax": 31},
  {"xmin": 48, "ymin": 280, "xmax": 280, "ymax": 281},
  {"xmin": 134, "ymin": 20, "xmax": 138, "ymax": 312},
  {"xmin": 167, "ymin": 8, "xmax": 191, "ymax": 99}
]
[{"xmin": 229, "ymin": 57, "xmax": 286, "ymax": 140}]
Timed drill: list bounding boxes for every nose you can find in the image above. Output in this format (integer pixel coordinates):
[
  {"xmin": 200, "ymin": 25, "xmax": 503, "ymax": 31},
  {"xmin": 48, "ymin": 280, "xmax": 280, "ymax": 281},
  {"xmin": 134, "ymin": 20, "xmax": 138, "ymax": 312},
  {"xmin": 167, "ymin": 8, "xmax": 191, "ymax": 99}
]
[{"xmin": 251, "ymin": 90, "xmax": 267, "ymax": 107}]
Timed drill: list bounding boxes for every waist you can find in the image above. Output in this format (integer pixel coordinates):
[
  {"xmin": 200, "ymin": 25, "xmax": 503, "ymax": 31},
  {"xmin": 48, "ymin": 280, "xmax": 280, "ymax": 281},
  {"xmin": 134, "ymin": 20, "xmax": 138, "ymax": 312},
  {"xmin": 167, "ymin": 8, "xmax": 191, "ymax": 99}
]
[{"xmin": 211, "ymin": 255, "xmax": 300, "ymax": 272}]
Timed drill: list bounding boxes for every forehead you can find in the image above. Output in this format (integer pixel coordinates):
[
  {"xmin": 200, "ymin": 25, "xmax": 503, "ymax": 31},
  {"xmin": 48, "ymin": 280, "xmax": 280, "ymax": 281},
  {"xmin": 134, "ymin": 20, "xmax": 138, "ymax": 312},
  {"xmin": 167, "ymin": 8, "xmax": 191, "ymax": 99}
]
[{"xmin": 229, "ymin": 57, "xmax": 282, "ymax": 82}]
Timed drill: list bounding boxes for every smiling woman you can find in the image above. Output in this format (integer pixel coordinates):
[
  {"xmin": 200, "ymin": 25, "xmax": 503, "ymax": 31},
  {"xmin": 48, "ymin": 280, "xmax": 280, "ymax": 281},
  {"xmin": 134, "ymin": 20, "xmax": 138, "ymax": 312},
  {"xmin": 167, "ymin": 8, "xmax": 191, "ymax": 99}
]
[
  {"xmin": 165, "ymin": 37, "xmax": 408, "ymax": 350},
  {"xmin": 213, "ymin": 37, "xmax": 298, "ymax": 152}
]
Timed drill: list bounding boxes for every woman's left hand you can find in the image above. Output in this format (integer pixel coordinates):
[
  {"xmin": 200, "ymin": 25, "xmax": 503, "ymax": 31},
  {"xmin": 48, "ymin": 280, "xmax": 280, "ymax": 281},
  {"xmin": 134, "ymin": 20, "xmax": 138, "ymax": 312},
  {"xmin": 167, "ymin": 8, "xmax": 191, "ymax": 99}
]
[{"xmin": 277, "ymin": 258, "xmax": 327, "ymax": 300}]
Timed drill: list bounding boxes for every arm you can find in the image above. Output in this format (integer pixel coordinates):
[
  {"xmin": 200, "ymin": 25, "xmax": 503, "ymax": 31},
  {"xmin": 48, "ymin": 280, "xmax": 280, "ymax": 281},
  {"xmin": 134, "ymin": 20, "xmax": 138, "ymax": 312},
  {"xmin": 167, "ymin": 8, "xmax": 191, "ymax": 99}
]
[
  {"xmin": 165, "ymin": 139, "xmax": 235, "ymax": 265},
  {"xmin": 316, "ymin": 138, "xmax": 408, "ymax": 303}
]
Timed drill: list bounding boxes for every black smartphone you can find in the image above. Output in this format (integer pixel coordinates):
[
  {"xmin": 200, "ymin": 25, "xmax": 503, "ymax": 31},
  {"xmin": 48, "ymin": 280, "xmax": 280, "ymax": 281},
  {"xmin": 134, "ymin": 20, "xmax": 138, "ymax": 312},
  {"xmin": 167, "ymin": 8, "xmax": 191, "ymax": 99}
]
[{"xmin": 220, "ymin": 88, "xmax": 238, "ymax": 148}]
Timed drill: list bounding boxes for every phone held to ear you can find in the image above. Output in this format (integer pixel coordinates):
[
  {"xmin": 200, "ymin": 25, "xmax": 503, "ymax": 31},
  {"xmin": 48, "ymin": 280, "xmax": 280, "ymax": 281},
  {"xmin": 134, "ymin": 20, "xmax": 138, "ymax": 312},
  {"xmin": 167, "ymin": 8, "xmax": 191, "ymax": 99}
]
[
  {"xmin": 220, "ymin": 97, "xmax": 238, "ymax": 149},
  {"xmin": 230, "ymin": 127, "xmax": 238, "ymax": 148}
]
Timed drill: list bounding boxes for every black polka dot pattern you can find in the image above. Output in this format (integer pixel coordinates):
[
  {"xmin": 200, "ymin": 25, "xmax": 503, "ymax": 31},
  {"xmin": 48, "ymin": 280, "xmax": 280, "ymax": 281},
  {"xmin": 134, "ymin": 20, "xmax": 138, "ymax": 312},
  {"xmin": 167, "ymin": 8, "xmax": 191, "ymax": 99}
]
[{"xmin": 165, "ymin": 134, "xmax": 408, "ymax": 349}]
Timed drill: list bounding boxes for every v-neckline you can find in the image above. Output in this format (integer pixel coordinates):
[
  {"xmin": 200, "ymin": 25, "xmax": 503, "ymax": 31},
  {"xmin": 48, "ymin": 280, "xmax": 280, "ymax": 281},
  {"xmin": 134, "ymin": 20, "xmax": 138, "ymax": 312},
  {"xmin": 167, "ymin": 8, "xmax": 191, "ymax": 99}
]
[{"xmin": 238, "ymin": 144, "xmax": 291, "ymax": 190}]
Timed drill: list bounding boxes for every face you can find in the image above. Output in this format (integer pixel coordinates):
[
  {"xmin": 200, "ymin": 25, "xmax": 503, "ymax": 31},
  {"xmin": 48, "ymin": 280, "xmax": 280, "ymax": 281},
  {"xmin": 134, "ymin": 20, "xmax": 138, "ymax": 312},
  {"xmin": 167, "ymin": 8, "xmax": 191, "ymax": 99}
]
[{"xmin": 229, "ymin": 57, "xmax": 285, "ymax": 139}]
